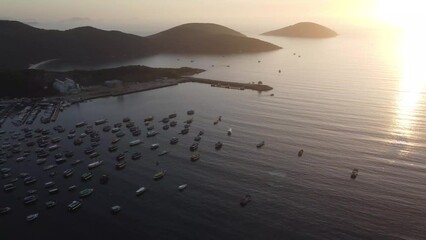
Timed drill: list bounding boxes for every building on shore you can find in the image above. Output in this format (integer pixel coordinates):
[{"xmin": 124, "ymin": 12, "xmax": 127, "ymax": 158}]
[
  {"xmin": 105, "ymin": 80, "xmax": 123, "ymax": 88},
  {"xmin": 53, "ymin": 78, "xmax": 80, "ymax": 94}
]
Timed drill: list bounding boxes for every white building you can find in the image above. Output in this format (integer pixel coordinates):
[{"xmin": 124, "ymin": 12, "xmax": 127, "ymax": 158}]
[
  {"xmin": 53, "ymin": 78, "xmax": 80, "ymax": 94},
  {"xmin": 105, "ymin": 80, "xmax": 123, "ymax": 88}
]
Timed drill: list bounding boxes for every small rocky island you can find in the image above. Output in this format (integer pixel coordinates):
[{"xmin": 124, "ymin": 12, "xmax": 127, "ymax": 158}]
[{"xmin": 262, "ymin": 22, "xmax": 337, "ymax": 38}]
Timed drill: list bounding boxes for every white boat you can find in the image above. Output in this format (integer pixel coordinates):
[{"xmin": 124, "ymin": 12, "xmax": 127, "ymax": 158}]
[
  {"xmin": 129, "ymin": 139, "xmax": 142, "ymax": 147},
  {"xmin": 111, "ymin": 205, "xmax": 121, "ymax": 215},
  {"xmin": 150, "ymin": 143, "xmax": 159, "ymax": 150},
  {"xmin": 26, "ymin": 213, "xmax": 39, "ymax": 222},
  {"xmin": 136, "ymin": 186, "xmax": 146, "ymax": 196},
  {"xmin": 95, "ymin": 119, "xmax": 107, "ymax": 125},
  {"xmin": 87, "ymin": 160, "xmax": 103, "ymax": 170},
  {"xmin": 227, "ymin": 128, "xmax": 232, "ymax": 136},
  {"xmin": 178, "ymin": 184, "xmax": 187, "ymax": 191},
  {"xmin": 158, "ymin": 150, "xmax": 169, "ymax": 156},
  {"xmin": 68, "ymin": 200, "xmax": 82, "ymax": 211}
]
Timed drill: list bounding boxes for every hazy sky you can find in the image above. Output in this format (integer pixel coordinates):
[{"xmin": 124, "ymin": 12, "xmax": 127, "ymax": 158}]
[{"xmin": 0, "ymin": 0, "xmax": 421, "ymax": 35}]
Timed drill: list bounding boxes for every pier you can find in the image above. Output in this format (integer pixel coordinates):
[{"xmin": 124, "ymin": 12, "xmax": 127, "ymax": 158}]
[{"xmin": 179, "ymin": 77, "xmax": 273, "ymax": 92}]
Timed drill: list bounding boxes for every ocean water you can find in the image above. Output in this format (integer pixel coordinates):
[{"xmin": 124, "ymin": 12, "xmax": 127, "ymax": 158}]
[{"xmin": 1, "ymin": 29, "xmax": 426, "ymax": 240}]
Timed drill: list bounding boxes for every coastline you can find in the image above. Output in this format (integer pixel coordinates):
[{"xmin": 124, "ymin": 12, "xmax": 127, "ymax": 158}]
[{"xmin": 63, "ymin": 77, "xmax": 273, "ymax": 103}]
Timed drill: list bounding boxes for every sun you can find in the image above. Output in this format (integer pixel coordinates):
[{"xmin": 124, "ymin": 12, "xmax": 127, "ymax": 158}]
[{"xmin": 374, "ymin": 0, "xmax": 425, "ymax": 29}]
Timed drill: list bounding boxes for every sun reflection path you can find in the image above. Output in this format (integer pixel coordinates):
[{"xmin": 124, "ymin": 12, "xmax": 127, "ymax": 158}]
[{"xmin": 391, "ymin": 27, "xmax": 426, "ymax": 155}]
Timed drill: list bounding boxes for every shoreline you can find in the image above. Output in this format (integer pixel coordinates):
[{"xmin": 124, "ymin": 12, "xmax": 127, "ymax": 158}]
[{"xmin": 63, "ymin": 77, "xmax": 273, "ymax": 103}]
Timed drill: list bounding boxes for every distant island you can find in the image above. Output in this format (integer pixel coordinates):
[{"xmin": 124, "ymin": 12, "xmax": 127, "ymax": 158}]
[
  {"xmin": 262, "ymin": 22, "xmax": 337, "ymax": 38},
  {"xmin": 0, "ymin": 21, "xmax": 281, "ymax": 70}
]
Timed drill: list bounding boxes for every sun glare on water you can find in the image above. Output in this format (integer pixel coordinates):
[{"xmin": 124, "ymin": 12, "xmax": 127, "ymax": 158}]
[{"xmin": 377, "ymin": 1, "xmax": 426, "ymax": 151}]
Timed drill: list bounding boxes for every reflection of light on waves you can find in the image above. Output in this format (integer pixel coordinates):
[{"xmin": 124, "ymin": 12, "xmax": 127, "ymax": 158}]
[{"xmin": 392, "ymin": 26, "xmax": 426, "ymax": 155}]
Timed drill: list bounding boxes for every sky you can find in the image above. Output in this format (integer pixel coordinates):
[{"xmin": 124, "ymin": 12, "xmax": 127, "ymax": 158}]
[{"xmin": 0, "ymin": 0, "xmax": 423, "ymax": 35}]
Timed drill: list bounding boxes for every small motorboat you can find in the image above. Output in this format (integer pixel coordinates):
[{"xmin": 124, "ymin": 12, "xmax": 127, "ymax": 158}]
[
  {"xmin": 68, "ymin": 200, "xmax": 82, "ymax": 212},
  {"xmin": 180, "ymin": 128, "xmax": 189, "ymax": 135},
  {"xmin": 68, "ymin": 185, "xmax": 77, "ymax": 191},
  {"xmin": 178, "ymin": 184, "xmax": 187, "ymax": 191},
  {"xmin": 150, "ymin": 143, "xmax": 160, "ymax": 150},
  {"xmin": 79, "ymin": 188, "xmax": 94, "ymax": 198},
  {"xmin": 129, "ymin": 139, "xmax": 142, "ymax": 147},
  {"xmin": 298, "ymin": 149, "xmax": 304, "ymax": 157},
  {"xmin": 194, "ymin": 136, "xmax": 202, "ymax": 142},
  {"xmin": 45, "ymin": 201, "xmax": 56, "ymax": 209},
  {"xmin": 132, "ymin": 152, "xmax": 142, "ymax": 160},
  {"xmin": 0, "ymin": 206, "xmax": 11, "ymax": 215},
  {"xmin": 256, "ymin": 141, "xmax": 265, "ymax": 148},
  {"xmin": 111, "ymin": 138, "xmax": 120, "ymax": 144},
  {"xmin": 227, "ymin": 128, "xmax": 232, "ymax": 136},
  {"xmin": 158, "ymin": 150, "xmax": 169, "ymax": 156},
  {"xmin": 87, "ymin": 160, "xmax": 103, "ymax": 170},
  {"xmin": 240, "ymin": 194, "xmax": 251, "ymax": 207},
  {"xmin": 49, "ymin": 188, "xmax": 59, "ymax": 195},
  {"xmin": 187, "ymin": 110, "xmax": 194, "ymax": 115},
  {"xmin": 170, "ymin": 137, "xmax": 179, "ymax": 144},
  {"xmin": 111, "ymin": 205, "xmax": 121, "ymax": 215},
  {"xmin": 190, "ymin": 143, "xmax": 199, "ymax": 152},
  {"xmin": 26, "ymin": 213, "xmax": 39, "ymax": 222},
  {"xmin": 136, "ymin": 186, "xmax": 146, "ymax": 196},
  {"xmin": 100, "ymin": 174, "xmax": 109, "ymax": 184},
  {"xmin": 81, "ymin": 172, "xmax": 93, "ymax": 181},
  {"xmin": 116, "ymin": 153, "xmax": 125, "ymax": 161},
  {"xmin": 190, "ymin": 153, "xmax": 200, "ymax": 161},
  {"xmin": 153, "ymin": 170, "xmax": 166, "ymax": 180},
  {"xmin": 215, "ymin": 141, "xmax": 223, "ymax": 150},
  {"xmin": 115, "ymin": 161, "xmax": 127, "ymax": 169},
  {"xmin": 351, "ymin": 169, "xmax": 359, "ymax": 179}
]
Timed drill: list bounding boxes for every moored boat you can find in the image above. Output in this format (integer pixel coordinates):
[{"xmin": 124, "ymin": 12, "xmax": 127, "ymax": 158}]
[
  {"xmin": 240, "ymin": 194, "xmax": 251, "ymax": 207},
  {"xmin": 63, "ymin": 169, "xmax": 74, "ymax": 178},
  {"xmin": 79, "ymin": 188, "xmax": 94, "ymax": 198},
  {"xmin": 26, "ymin": 213, "xmax": 39, "ymax": 222},
  {"xmin": 351, "ymin": 169, "xmax": 359, "ymax": 179},
  {"xmin": 256, "ymin": 141, "xmax": 265, "ymax": 148},
  {"xmin": 190, "ymin": 143, "xmax": 199, "ymax": 151},
  {"xmin": 129, "ymin": 139, "xmax": 142, "ymax": 147},
  {"xmin": 153, "ymin": 170, "xmax": 166, "ymax": 180},
  {"xmin": 95, "ymin": 119, "xmax": 107, "ymax": 126},
  {"xmin": 178, "ymin": 184, "xmax": 187, "ymax": 191},
  {"xmin": 150, "ymin": 143, "xmax": 159, "ymax": 150},
  {"xmin": 111, "ymin": 205, "xmax": 121, "ymax": 215},
  {"xmin": 215, "ymin": 141, "xmax": 223, "ymax": 150},
  {"xmin": 100, "ymin": 174, "xmax": 109, "ymax": 184},
  {"xmin": 298, "ymin": 149, "xmax": 304, "ymax": 157},
  {"xmin": 88, "ymin": 160, "xmax": 103, "ymax": 170},
  {"xmin": 158, "ymin": 150, "xmax": 169, "ymax": 156},
  {"xmin": 115, "ymin": 161, "xmax": 127, "ymax": 169},
  {"xmin": 227, "ymin": 128, "xmax": 232, "ymax": 136},
  {"xmin": 132, "ymin": 152, "xmax": 141, "ymax": 160},
  {"xmin": 45, "ymin": 201, "xmax": 56, "ymax": 209},
  {"xmin": 68, "ymin": 200, "xmax": 82, "ymax": 212},
  {"xmin": 81, "ymin": 172, "xmax": 93, "ymax": 181},
  {"xmin": 146, "ymin": 131, "xmax": 159, "ymax": 137},
  {"xmin": 190, "ymin": 153, "xmax": 200, "ymax": 161},
  {"xmin": 170, "ymin": 137, "xmax": 179, "ymax": 144},
  {"xmin": 0, "ymin": 206, "xmax": 11, "ymax": 215},
  {"xmin": 135, "ymin": 186, "xmax": 146, "ymax": 196}
]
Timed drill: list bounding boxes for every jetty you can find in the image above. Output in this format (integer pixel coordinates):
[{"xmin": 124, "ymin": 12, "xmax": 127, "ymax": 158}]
[{"xmin": 179, "ymin": 77, "xmax": 273, "ymax": 92}]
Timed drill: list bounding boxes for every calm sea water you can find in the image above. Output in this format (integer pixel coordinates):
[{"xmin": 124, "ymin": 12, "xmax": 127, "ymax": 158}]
[{"xmin": 1, "ymin": 29, "xmax": 425, "ymax": 240}]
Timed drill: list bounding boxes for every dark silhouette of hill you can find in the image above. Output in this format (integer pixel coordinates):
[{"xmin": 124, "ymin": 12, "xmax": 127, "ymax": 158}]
[
  {"xmin": 262, "ymin": 22, "xmax": 337, "ymax": 38},
  {"xmin": 146, "ymin": 23, "xmax": 280, "ymax": 54},
  {"xmin": 0, "ymin": 21, "xmax": 281, "ymax": 70}
]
